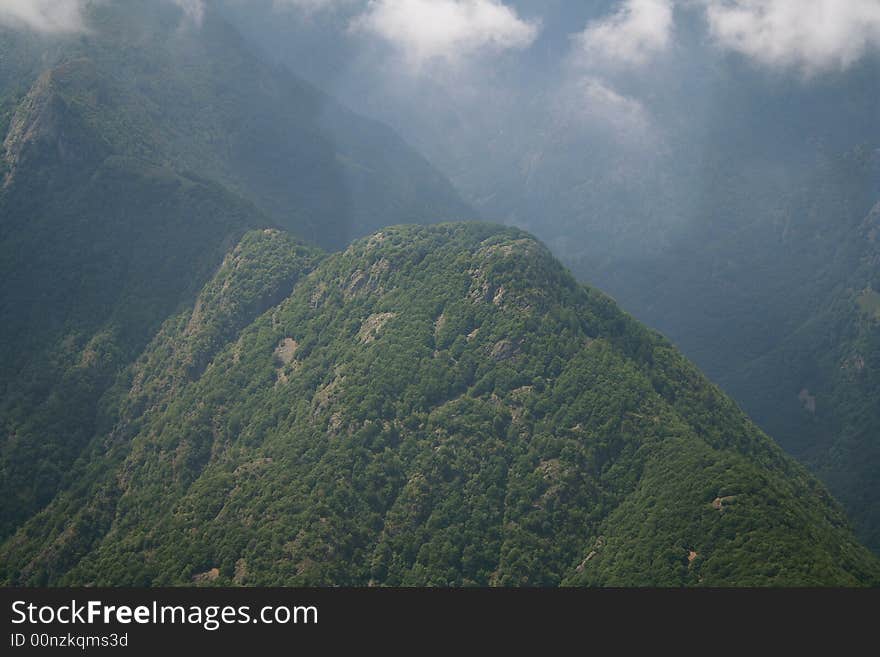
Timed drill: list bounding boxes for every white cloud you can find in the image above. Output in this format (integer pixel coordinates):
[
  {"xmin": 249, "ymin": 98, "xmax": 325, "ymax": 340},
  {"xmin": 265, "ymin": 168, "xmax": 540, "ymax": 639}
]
[
  {"xmin": 351, "ymin": 0, "xmax": 538, "ymax": 67},
  {"xmin": 565, "ymin": 1, "xmax": 673, "ymax": 140},
  {"xmin": 0, "ymin": 0, "xmax": 90, "ymax": 34},
  {"xmin": 558, "ymin": 76, "xmax": 653, "ymax": 140},
  {"xmin": 700, "ymin": 0, "xmax": 880, "ymax": 73},
  {"xmin": 576, "ymin": 0, "xmax": 674, "ymax": 68}
]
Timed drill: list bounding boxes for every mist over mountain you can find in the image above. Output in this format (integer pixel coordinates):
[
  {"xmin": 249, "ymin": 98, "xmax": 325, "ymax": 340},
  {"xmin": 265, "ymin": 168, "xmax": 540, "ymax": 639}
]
[
  {"xmin": 2, "ymin": 0, "xmax": 880, "ymax": 586},
  {"xmin": 211, "ymin": 0, "xmax": 880, "ymax": 552}
]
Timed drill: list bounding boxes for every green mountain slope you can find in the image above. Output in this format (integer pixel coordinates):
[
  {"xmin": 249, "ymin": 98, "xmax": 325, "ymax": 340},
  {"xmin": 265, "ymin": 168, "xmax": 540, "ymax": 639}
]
[
  {"xmin": 3, "ymin": 223, "xmax": 876, "ymax": 586},
  {"xmin": 0, "ymin": 154, "xmax": 261, "ymax": 539},
  {"xmin": 0, "ymin": 0, "xmax": 468, "ymax": 543}
]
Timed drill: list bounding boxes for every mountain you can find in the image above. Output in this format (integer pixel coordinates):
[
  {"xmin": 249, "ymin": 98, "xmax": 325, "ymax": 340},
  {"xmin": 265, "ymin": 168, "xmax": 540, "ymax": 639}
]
[
  {"xmin": 3, "ymin": 1, "xmax": 469, "ymax": 250},
  {"xmin": 0, "ymin": 0, "xmax": 468, "ymax": 543},
  {"xmin": 499, "ymin": 79, "xmax": 880, "ymax": 554},
  {"xmin": 713, "ymin": 192, "xmax": 880, "ymax": 553},
  {"xmin": 228, "ymin": 0, "xmax": 880, "ymax": 554},
  {"xmin": 2, "ymin": 223, "xmax": 877, "ymax": 586}
]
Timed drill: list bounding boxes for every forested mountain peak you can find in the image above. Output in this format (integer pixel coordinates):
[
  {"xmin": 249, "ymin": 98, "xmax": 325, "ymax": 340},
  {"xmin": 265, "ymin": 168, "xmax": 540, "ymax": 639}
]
[
  {"xmin": 0, "ymin": 0, "xmax": 467, "ymax": 545},
  {"xmin": 3, "ymin": 223, "xmax": 877, "ymax": 586}
]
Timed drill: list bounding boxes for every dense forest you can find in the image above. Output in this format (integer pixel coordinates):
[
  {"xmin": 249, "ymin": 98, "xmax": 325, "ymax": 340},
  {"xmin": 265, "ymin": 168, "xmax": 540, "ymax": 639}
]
[{"xmin": 2, "ymin": 224, "xmax": 877, "ymax": 586}]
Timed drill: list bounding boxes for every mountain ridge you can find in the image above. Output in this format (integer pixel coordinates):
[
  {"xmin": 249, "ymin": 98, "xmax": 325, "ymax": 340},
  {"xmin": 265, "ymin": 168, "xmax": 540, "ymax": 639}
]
[
  {"xmin": 3, "ymin": 222, "xmax": 876, "ymax": 586},
  {"xmin": 0, "ymin": 0, "xmax": 469, "ymax": 543}
]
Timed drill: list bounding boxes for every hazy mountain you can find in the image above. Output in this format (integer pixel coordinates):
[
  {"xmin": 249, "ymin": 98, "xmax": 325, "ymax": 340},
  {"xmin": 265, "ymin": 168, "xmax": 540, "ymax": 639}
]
[
  {"xmin": 712, "ymin": 187, "xmax": 880, "ymax": 553},
  {"xmin": 3, "ymin": 1, "xmax": 469, "ymax": 250},
  {"xmin": 3, "ymin": 223, "xmax": 877, "ymax": 586},
  {"xmin": 0, "ymin": 0, "xmax": 468, "ymax": 542},
  {"xmin": 2, "ymin": 0, "xmax": 878, "ymax": 586}
]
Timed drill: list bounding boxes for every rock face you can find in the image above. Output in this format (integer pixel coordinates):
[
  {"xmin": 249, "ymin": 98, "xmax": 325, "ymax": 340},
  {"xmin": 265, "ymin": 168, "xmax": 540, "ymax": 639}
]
[{"xmin": 2, "ymin": 223, "xmax": 878, "ymax": 587}]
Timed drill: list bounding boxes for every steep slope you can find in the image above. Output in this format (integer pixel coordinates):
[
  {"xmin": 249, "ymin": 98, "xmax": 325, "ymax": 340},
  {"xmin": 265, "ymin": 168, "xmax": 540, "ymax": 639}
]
[
  {"xmin": 0, "ymin": 0, "xmax": 468, "ymax": 543},
  {"xmin": 594, "ymin": 146, "xmax": 880, "ymax": 553},
  {"xmin": 716, "ymin": 197, "xmax": 880, "ymax": 552},
  {"xmin": 530, "ymin": 73, "xmax": 880, "ymax": 558},
  {"xmin": 3, "ymin": 223, "xmax": 877, "ymax": 586}
]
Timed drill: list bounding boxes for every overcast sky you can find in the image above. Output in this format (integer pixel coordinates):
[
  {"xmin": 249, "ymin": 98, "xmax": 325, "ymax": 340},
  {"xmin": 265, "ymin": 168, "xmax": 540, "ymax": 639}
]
[{"xmin": 4, "ymin": 1, "xmax": 880, "ymax": 76}]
